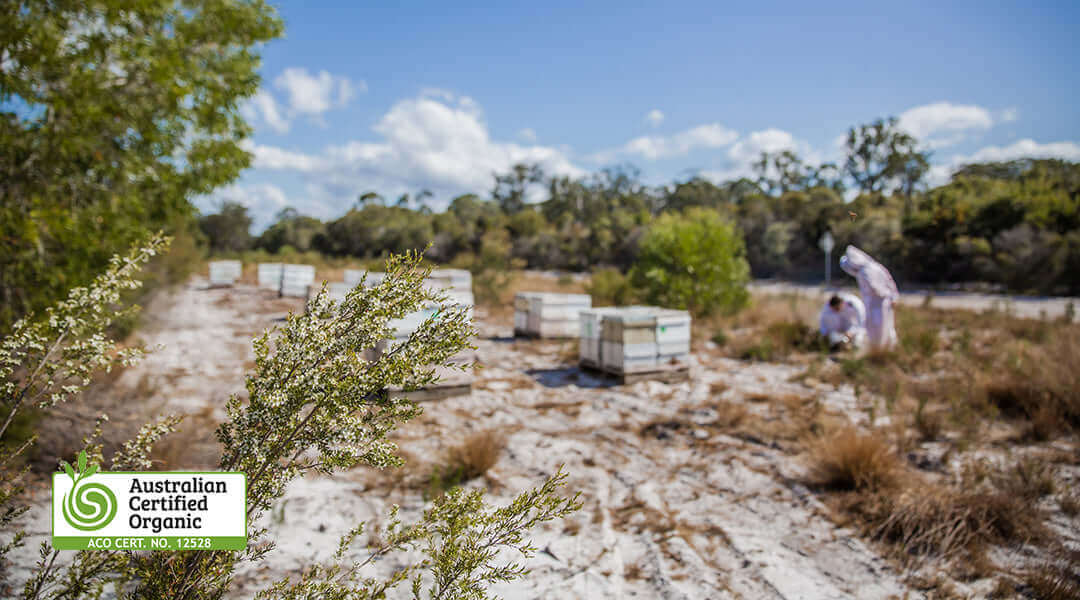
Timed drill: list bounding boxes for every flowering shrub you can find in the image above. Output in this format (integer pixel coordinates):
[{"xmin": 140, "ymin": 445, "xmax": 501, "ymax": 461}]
[{"xmin": 1, "ymin": 235, "xmax": 578, "ymax": 599}]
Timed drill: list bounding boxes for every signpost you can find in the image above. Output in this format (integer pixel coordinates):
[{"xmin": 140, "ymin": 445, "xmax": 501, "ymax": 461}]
[{"xmin": 819, "ymin": 231, "xmax": 835, "ymax": 289}]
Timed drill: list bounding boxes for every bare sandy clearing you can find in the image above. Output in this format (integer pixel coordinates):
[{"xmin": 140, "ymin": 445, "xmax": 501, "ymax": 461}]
[{"xmin": 8, "ymin": 279, "xmax": 930, "ymax": 598}]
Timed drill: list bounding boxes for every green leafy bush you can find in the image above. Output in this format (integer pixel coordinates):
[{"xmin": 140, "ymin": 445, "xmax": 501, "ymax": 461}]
[
  {"xmin": 586, "ymin": 268, "xmax": 636, "ymax": 307},
  {"xmin": 629, "ymin": 208, "xmax": 751, "ymax": 317}
]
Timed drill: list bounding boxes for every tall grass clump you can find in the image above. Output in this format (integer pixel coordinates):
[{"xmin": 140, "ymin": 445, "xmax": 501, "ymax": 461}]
[
  {"xmin": 807, "ymin": 427, "xmax": 903, "ymax": 492},
  {"xmin": 427, "ymin": 430, "xmax": 508, "ymax": 499}
]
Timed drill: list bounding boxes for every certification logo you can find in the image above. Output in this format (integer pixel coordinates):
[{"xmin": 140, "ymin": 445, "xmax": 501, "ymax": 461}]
[{"xmin": 52, "ymin": 451, "xmax": 246, "ymax": 551}]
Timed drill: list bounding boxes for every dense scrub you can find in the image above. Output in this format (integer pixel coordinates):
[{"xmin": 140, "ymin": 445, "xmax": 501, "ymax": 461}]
[{"xmin": 202, "ymin": 158, "xmax": 1080, "ymax": 301}]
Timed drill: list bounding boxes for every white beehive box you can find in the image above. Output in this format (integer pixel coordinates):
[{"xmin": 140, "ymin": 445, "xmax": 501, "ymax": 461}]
[
  {"xmin": 600, "ymin": 310, "xmax": 659, "ymax": 373},
  {"xmin": 370, "ymin": 269, "xmax": 475, "ymax": 357},
  {"xmin": 578, "ymin": 307, "xmax": 627, "ymax": 368},
  {"xmin": 656, "ymin": 311, "xmax": 692, "ymax": 359},
  {"xmin": 514, "ymin": 293, "xmax": 539, "ymax": 334},
  {"xmin": 280, "ymin": 264, "xmax": 316, "ymax": 298},
  {"xmin": 580, "ymin": 306, "xmax": 692, "ymax": 375},
  {"xmin": 208, "ymin": 260, "xmax": 242, "ymax": 286},
  {"xmin": 257, "ymin": 263, "xmax": 283, "ymax": 290},
  {"xmin": 515, "ymin": 293, "xmax": 592, "ymax": 338},
  {"xmin": 372, "ymin": 306, "xmax": 475, "ymax": 394},
  {"xmin": 343, "ymin": 269, "xmax": 385, "ymax": 288},
  {"xmin": 323, "ymin": 282, "xmax": 352, "ymax": 303},
  {"xmin": 425, "ymin": 269, "xmax": 472, "ymax": 293},
  {"xmin": 421, "ymin": 269, "xmax": 473, "ymax": 320}
]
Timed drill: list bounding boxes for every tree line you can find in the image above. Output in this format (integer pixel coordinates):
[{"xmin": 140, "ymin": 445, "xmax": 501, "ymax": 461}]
[{"xmin": 202, "ymin": 124, "xmax": 1080, "ymax": 297}]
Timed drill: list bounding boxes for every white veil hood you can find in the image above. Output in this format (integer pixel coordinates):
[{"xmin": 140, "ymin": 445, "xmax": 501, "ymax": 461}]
[{"xmin": 839, "ymin": 245, "xmax": 899, "ymax": 301}]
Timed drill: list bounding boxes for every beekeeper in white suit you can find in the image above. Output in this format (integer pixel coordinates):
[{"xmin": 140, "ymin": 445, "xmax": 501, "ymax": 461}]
[
  {"xmin": 819, "ymin": 293, "xmax": 866, "ymax": 350},
  {"xmin": 839, "ymin": 245, "xmax": 899, "ymax": 351}
]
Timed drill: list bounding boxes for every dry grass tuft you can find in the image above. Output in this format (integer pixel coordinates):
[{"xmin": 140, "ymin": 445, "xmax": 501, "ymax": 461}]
[
  {"xmin": 1059, "ymin": 491, "xmax": 1080, "ymax": 517},
  {"xmin": 421, "ymin": 429, "xmax": 509, "ymax": 499},
  {"xmin": 623, "ymin": 562, "xmax": 645, "ymax": 581},
  {"xmin": 864, "ymin": 487, "xmax": 1045, "ymax": 562},
  {"xmin": 824, "ymin": 455, "xmax": 1057, "ymax": 569},
  {"xmin": 709, "ymin": 381, "xmax": 730, "ymax": 396},
  {"xmin": 443, "ymin": 430, "xmax": 507, "ymax": 482},
  {"xmin": 997, "ymin": 456, "xmax": 1056, "ymax": 500},
  {"xmin": 806, "ymin": 427, "xmax": 903, "ymax": 492},
  {"xmin": 984, "ymin": 333, "xmax": 1080, "ymax": 438},
  {"xmin": 563, "ymin": 518, "xmax": 583, "ymax": 536},
  {"xmin": 709, "ymin": 401, "xmax": 749, "ymax": 430},
  {"xmin": 1023, "ymin": 554, "xmax": 1080, "ymax": 600}
]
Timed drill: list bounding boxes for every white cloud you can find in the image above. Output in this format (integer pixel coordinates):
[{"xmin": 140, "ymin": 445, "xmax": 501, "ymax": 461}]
[
  {"xmin": 645, "ymin": 109, "xmax": 665, "ymax": 127},
  {"xmin": 518, "ymin": 128, "xmax": 537, "ymax": 142},
  {"xmin": 245, "ymin": 90, "xmax": 289, "ymax": 133},
  {"xmin": 726, "ymin": 128, "xmax": 799, "ymax": 163},
  {"xmin": 273, "ymin": 67, "xmax": 360, "ymax": 120},
  {"xmin": 965, "ymin": 139, "xmax": 1080, "ymax": 163},
  {"xmin": 594, "ymin": 123, "xmax": 738, "ymax": 162},
  {"xmin": 418, "ymin": 87, "xmax": 456, "ymax": 102},
  {"xmin": 241, "ymin": 68, "xmax": 360, "ymax": 134},
  {"xmin": 243, "ymin": 92, "xmax": 582, "ymax": 223},
  {"xmin": 1000, "ymin": 107, "xmax": 1019, "ymax": 123},
  {"xmin": 898, "ymin": 102, "xmax": 994, "ymax": 148},
  {"xmin": 248, "ymin": 142, "xmax": 326, "ymax": 172},
  {"xmin": 197, "ymin": 183, "xmax": 291, "ymax": 232},
  {"xmin": 925, "ymin": 139, "xmax": 1080, "ymax": 187},
  {"xmin": 698, "ymin": 128, "xmax": 821, "ymax": 183},
  {"xmin": 924, "ymin": 164, "xmax": 955, "ymax": 188}
]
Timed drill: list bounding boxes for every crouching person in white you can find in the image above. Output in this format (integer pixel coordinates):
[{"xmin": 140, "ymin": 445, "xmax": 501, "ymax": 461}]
[
  {"xmin": 819, "ymin": 293, "xmax": 866, "ymax": 350},
  {"xmin": 839, "ymin": 245, "xmax": 900, "ymax": 352}
]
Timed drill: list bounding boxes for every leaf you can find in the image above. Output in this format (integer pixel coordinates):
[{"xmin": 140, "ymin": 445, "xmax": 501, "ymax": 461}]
[
  {"xmin": 62, "ymin": 462, "xmax": 75, "ymax": 481},
  {"xmin": 84, "ymin": 464, "xmax": 99, "ymax": 479},
  {"xmin": 77, "ymin": 450, "xmax": 87, "ymax": 473}
]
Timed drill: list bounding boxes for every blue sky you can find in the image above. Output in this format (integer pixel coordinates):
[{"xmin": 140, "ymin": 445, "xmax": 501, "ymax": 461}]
[{"xmin": 203, "ymin": 0, "xmax": 1080, "ymax": 230}]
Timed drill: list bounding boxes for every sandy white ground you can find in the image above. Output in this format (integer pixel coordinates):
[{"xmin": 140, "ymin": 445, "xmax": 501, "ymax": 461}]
[{"xmin": 9, "ymin": 278, "xmax": 1075, "ymax": 598}]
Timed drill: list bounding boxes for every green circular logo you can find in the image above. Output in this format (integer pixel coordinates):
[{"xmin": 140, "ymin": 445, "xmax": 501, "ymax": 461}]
[{"xmin": 63, "ymin": 477, "xmax": 117, "ymax": 531}]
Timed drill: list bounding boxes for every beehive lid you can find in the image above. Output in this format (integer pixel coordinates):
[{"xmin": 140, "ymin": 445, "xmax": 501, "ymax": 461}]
[
  {"xmin": 514, "ymin": 292, "xmax": 541, "ymax": 310},
  {"xmin": 344, "ymin": 269, "xmax": 384, "ymax": 288},
  {"xmin": 529, "ymin": 293, "xmax": 591, "ymax": 306}
]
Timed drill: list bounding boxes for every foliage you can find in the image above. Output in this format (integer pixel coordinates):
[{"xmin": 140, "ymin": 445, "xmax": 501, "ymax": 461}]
[
  {"xmin": 753, "ymin": 150, "xmax": 844, "ymax": 195},
  {"xmin": 585, "ymin": 268, "xmax": 636, "ymax": 307},
  {"xmin": 0, "ymin": 233, "xmax": 170, "ymax": 591},
  {"xmin": 629, "ymin": 209, "xmax": 751, "ymax": 316},
  {"xmin": 0, "ymin": 238, "xmax": 579, "ymax": 599},
  {"xmin": 465, "ymin": 229, "xmax": 524, "ymax": 305},
  {"xmin": 200, "ymin": 202, "xmax": 254, "ymax": 253},
  {"xmin": 843, "ymin": 117, "xmax": 929, "ymax": 196},
  {"xmin": 258, "ymin": 207, "xmax": 330, "ymax": 254},
  {"xmin": 0, "ymin": 0, "xmax": 284, "ymax": 331},
  {"xmin": 199, "ymin": 147, "xmax": 1078, "ymax": 295}
]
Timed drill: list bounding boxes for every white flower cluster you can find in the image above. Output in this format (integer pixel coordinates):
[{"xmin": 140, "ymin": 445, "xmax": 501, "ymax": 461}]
[
  {"xmin": 218, "ymin": 250, "xmax": 477, "ymax": 521},
  {"xmin": 1, "ymin": 232, "xmax": 168, "ymax": 428}
]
